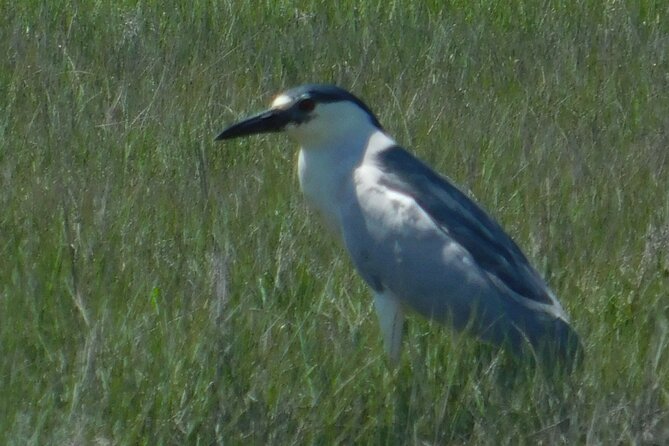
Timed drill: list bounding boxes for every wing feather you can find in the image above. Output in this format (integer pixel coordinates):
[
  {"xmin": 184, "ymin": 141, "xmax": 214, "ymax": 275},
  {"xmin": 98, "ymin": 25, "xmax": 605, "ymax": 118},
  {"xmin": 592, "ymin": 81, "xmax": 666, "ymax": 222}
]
[{"xmin": 376, "ymin": 146, "xmax": 555, "ymax": 307}]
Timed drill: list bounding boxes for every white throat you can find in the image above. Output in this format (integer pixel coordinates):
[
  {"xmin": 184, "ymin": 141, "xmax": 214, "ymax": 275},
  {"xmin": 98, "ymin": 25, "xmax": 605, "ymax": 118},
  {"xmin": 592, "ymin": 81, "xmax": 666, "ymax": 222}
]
[{"xmin": 297, "ymin": 129, "xmax": 396, "ymax": 234}]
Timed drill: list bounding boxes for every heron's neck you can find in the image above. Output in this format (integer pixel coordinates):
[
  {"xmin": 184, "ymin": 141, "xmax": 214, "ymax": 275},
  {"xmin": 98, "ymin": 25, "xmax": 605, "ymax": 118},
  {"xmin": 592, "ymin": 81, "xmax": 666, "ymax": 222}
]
[{"xmin": 297, "ymin": 130, "xmax": 395, "ymax": 231}]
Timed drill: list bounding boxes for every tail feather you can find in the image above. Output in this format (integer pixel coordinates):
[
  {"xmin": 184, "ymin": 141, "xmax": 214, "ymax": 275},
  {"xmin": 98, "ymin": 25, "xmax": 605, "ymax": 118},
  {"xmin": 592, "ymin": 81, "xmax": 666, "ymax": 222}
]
[{"xmin": 524, "ymin": 316, "xmax": 583, "ymax": 371}]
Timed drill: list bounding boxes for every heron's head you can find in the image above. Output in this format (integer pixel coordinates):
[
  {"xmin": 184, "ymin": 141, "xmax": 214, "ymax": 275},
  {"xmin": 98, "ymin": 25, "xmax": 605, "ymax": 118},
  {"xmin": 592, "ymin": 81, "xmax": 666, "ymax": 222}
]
[{"xmin": 216, "ymin": 84, "xmax": 383, "ymax": 148}]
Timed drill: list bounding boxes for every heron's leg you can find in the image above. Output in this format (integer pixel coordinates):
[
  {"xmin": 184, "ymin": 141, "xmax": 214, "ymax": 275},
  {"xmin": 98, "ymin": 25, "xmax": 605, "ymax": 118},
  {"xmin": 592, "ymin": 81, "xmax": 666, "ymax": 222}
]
[{"xmin": 373, "ymin": 292, "xmax": 404, "ymax": 365}]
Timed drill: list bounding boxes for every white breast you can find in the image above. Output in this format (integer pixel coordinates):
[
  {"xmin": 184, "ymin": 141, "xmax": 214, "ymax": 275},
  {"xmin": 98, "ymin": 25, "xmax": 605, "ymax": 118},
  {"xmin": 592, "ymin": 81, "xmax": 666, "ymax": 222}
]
[
  {"xmin": 297, "ymin": 147, "xmax": 355, "ymax": 235},
  {"xmin": 297, "ymin": 130, "xmax": 396, "ymax": 235}
]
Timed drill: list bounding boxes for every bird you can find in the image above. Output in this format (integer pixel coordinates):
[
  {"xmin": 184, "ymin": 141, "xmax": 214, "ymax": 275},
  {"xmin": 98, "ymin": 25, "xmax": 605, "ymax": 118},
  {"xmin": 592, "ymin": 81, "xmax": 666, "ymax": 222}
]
[{"xmin": 216, "ymin": 84, "xmax": 581, "ymax": 368}]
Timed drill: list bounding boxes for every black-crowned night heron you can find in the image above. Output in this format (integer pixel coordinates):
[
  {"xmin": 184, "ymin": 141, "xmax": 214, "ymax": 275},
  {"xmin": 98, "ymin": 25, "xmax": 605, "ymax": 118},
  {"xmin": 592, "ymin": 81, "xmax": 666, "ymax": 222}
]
[{"xmin": 216, "ymin": 84, "xmax": 581, "ymax": 367}]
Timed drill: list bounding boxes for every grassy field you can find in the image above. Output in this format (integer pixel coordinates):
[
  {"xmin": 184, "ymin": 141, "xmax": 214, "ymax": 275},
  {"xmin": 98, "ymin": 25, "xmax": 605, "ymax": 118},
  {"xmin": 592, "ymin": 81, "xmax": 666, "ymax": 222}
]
[{"xmin": 2, "ymin": 1, "xmax": 668, "ymax": 444}]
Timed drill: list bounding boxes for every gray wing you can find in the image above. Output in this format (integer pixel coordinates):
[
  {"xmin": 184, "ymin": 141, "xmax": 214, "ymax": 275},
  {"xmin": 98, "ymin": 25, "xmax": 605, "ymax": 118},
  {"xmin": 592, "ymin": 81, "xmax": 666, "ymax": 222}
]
[{"xmin": 375, "ymin": 146, "xmax": 555, "ymax": 306}]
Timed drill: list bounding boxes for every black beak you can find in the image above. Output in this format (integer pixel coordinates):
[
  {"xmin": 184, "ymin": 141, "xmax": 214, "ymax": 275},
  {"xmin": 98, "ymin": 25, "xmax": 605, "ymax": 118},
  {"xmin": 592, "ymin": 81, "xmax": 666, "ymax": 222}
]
[{"xmin": 215, "ymin": 108, "xmax": 290, "ymax": 141}]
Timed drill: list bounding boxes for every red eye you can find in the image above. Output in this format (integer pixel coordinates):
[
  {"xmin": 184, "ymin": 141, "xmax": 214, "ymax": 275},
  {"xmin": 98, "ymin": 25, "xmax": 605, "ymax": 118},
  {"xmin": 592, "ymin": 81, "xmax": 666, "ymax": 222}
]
[{"xmin": 297, "ymin": 98, "xmax": 316, "ymax": 112}]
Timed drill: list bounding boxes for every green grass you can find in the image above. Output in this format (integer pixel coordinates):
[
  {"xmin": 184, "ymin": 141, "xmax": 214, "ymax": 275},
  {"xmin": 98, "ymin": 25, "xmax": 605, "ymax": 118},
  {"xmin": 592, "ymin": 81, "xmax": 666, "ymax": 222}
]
[{"xmin": 2, "ymin": 0, "xmax": 668, "ymax": 444}]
